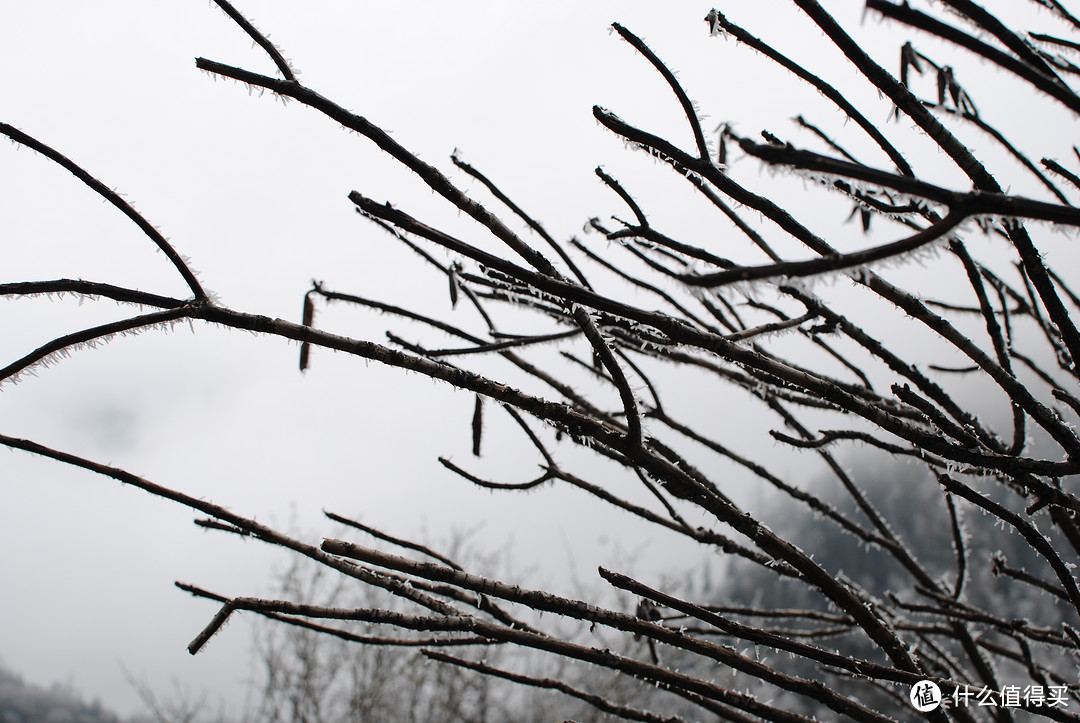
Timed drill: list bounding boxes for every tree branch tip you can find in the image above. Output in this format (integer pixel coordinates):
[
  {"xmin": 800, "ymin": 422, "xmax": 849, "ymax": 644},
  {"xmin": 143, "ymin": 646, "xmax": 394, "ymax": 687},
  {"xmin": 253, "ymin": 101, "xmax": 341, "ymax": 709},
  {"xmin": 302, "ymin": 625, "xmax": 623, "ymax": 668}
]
[{"xmin": 192, "ymin": 517, "xmax": 251, "ymax": 536}]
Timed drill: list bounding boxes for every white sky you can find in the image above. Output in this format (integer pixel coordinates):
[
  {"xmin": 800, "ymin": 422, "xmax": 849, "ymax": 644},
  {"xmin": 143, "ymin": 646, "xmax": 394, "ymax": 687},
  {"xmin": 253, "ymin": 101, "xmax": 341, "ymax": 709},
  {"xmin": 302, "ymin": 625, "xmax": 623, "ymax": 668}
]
[{"xmin": 1, "ymin": 1, "xmax": 1077, "ymax": 717}]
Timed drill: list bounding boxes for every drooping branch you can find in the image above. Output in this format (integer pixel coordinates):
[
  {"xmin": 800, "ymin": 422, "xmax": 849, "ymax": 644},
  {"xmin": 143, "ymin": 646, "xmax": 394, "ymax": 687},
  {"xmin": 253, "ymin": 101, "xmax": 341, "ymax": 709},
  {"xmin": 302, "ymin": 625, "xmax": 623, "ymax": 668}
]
[
  {"xmin": 0, "ymin": 280, "xmax": 186, "ymax": 310},
  {"xmin": 735, "ymin": 139, "xmax": 1080, "ymax": 227},
  {"xmin": 673, "ymin": 208, "xmax": 966, "ymax": 288},
  {"xmin": 0, "ymin": 124, "xmax": 207, "ymax": 300},
  {"xmin": 611, "ymin": 23, "xmax": 710, "ymax": 162},
  {"xmin": 209, "ymin": 0, "xmax": 296, "ymax": 81},
  {"xmin": 319, "ymin": 540, "xmax": 910, "ymax": 723}
]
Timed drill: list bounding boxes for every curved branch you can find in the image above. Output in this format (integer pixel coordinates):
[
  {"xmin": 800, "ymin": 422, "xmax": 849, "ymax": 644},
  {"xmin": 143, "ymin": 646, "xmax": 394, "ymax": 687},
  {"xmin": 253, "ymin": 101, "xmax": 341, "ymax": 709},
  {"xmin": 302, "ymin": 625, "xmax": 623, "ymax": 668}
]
[
  {"xmin": 0, "ymin": 280, "xmax": 186, "ymax": 310},
  {"xmin": 0, "ymin": 124, "xmax": 206, "ymax": 300},
  {"xmin": 868, "ymin": 0, "xmax": 1076, "ymax": 111},
  {"xmin": 737, "ymin": 139, "xmax": 1080, "ymax": 226},
  {"xmin": 320, "ymin": 540, "xmax": 905, "ymax": 723},
  {"xmin": 611, "ymin": 23, "xmax": 710, "ymax": 162},
  {"xmin": 209, "ymin": 0, "xmax": 296, "ymax": 81},
  {"xmin": 704, "ymin": 9, "xmax": 914, "ymax": 176},
  {"xmin": 0, "ymin": 306, "xmax": 194, "ymax": 384},
  {"xmin": 679, "ymin": 209, "xmax": 965, "ymax": 288}
]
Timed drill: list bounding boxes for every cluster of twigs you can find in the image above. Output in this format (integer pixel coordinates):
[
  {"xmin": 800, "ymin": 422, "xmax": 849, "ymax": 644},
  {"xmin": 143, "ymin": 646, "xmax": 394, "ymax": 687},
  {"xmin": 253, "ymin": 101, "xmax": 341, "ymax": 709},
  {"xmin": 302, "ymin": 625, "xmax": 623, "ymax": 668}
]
[{"xmin": 4, "ymin": 1, "xmax": 1080, "ymax": 720}]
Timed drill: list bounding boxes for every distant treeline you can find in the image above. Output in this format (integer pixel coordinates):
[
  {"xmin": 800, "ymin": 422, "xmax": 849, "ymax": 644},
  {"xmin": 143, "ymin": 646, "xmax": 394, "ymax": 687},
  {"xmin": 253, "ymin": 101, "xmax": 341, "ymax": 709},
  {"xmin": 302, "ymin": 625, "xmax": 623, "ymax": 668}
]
[{"xmin": 0, "ymin": 664, "xmax": 145, "ymax": 723}]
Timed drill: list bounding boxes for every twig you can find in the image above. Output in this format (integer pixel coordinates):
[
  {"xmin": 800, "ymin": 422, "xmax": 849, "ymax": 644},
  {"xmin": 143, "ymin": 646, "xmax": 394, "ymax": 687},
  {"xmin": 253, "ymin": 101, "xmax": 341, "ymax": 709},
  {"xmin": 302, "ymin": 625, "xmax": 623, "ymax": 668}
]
[
  {"xmin": 209, "ymin": 0, "xmax": 296, "ymax": 81},
  {"xmin": 0, "ymin": 124, "xmax": 206, "ymax": 300},
  {"xmin": 422, "ymin": 650, "xmax": 707, "ymax": 723},
  {"xmin": 612, "ymin": 23, "xmax": 710, "ymax": 162}
]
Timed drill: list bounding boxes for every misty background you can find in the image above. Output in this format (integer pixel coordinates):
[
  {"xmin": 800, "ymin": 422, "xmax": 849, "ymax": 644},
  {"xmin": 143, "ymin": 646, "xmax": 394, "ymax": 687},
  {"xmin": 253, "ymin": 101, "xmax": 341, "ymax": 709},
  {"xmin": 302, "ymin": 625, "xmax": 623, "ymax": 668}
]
[{"xmin": 2, "ymin": 1, "xmax": 1074, "ymax": 719}]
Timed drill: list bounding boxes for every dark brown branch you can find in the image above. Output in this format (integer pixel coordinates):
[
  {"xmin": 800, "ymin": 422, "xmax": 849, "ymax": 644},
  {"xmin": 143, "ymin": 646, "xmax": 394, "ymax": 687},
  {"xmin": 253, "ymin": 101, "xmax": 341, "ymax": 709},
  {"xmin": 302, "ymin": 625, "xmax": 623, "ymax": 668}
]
[
  {"xmin": 0, "ymin": 280, "xmax": 186, "ymax": 310},
  {"xmin": 571, "ymin": 238, "xmax": 720, "ymax": 333},
  {"xmin": 319, "ymin": 540, "xmax": 905, "ymax": 723},
  {"xmin": 795, "ymin": 115, "xmax": 861, "ymax": 164},
  {"xmin": 193, "ymin": 519, "xmax": 250, "ymax": 537},
  {"xmin": 209, "ymin": 0, "xmax": 296, "ymax": 81},
  {"xmin": 919, "ymin": 103, "xmax": 1071, "ymax": 205},
  {"xmin": 938, "ymin": 474, "xmax": 1080, "ymax": 615},
  {"xmin": 592, "ymin": 106, "xmax": 837, "ymax": 257},
  {"xmin": 939, "ymin": 0, "xmax": 1061, "ymax": 78},
  {"xmin": 178, "ymin": 582, "xmax": 486, "ymax": 648},
  {"xmin": 891, "ymin": 383, "xmax": 981, "ymax": 448},
  {"xmin": 793, "ymin": 0, "xmax": 1080, "ymax": 373},
  {"xmin": 703, "ymin": 9, "xmax": 914, "ymax": 176},
  {"xmin": 1030, "ymin": 32, "xmax": 1080, "ymax": 53},
  {"xmin": 350, "ymin": 187, "xmax": 1080, "ymax": 477},
  {"xmin": 769, "ymin": 429, "xmax": 954, "ymax": 471},
  {"xmin": 450, "ymin": 153, "xmax": 593, "ymax": 289},
  {"xmin": 611, "ymin": 23, "xmax": 710, "ymax": 162},
  {"xmin": 193, "ymin": 60, "xmax": 565, "ymax": 284},
  {"xmin": 424, "ymin": 329, "xmax": 581, "ymax": 358},
  {"xmin": 597, "ymin": 567, "xmax": 927, "ymax": 686},
  {"xmin": 1043, "ymin": 157, "xmax": 1080, "ymax": 191},
  {"xmin": 187, "ymin": 599, "xmax": 235, "ymax": 654},
  {"xmin": 867, "ymin": 0, "xmax": 1078, "ymax": 112},
  {"xmin": 323, "ymin": 512, "xmax": 464, "ymax": 571},
  {"xmin": 678, "ymin": 209, "xmax": 965, "ymax": 288},
  {"xmin": 0, "ymin": 307, "xmax": 195, "ymax": 384},
  {"xmin": 0, "ymin": 124, "xmax": 206, "ymax": 300},
  {"xmin": 0, "ymin": 434, "xmax": 463, "ymax": 619},
  {"xmin": 228, "ymin": 595, "xmax": 820, "ymax": 722},
  {"xmin": 595, "ymin": 167, "xmax": 648, "ymax": 227},
  {"xmin": 944, "ymin": 492, "xmax": 967, "ymax": 600},
  {"xmin": 991, "ymin": 555, "xmax": 1070, "ymax": 602},
  {"xmin": 421, "ymin": 650, "xmax": 707, "ymax": 723},
  {"xmin": 736, "ymin": 139, "xmax": 1080, "ymax": 227},
  {"xmin": 551, "ymin": 468, "xmax": 787, "ymax": 573},
  {"xmin": 591, "ymin": 107, "xmax": 1080, "ymax": 457},
  {"xmin": 652, "ymin": 411, "xmax": 888, "ymax": 548},
  {"xmin": 439, "ymin": 457, "xmax": 554, "ymax": 492}
]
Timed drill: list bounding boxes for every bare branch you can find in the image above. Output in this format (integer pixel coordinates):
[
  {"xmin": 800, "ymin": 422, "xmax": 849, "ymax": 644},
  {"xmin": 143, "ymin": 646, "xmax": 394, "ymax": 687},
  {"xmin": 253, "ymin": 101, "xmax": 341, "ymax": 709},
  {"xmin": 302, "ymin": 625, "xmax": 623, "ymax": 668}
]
[{"xmin": 0, "ymin": 124, "xmax": 206, "ymax": 300}]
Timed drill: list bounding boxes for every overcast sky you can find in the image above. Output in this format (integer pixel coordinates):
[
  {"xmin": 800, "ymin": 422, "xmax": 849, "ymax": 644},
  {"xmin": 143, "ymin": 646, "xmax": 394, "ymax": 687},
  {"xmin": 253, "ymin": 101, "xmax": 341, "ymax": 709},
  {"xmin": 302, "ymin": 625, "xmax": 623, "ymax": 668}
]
[{"xmin": 2, "ymin": 2, "xmax": 1077, "ymax": 718}]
